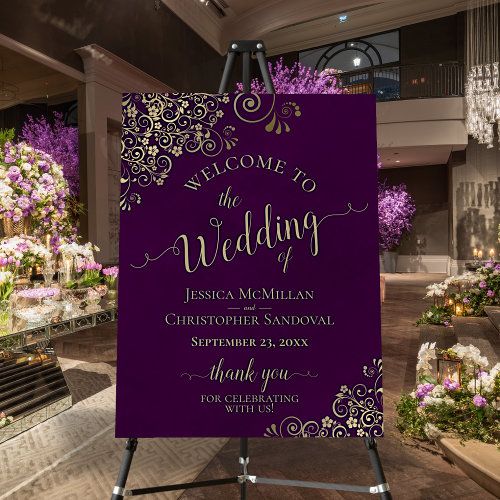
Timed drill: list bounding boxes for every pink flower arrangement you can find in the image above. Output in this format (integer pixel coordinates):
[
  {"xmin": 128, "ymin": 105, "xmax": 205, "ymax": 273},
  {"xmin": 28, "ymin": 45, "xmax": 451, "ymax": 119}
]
[
  {"xmin": 17, "ymin": 287, "xmax": 60, "ymax": 299},
  {"xmin": 20, "ymin": 112, "xmax": 79, "ymax": 197},
  {"xmin": 238, "ymin": 58, "xmax": 346, "ymax": 94},
  {"xmin": 103, "ymin": 266, "xmax": 119, "ymax": 286},
  {"xmin": 0, "ymin": 142, "xmax": 75, "ymax": 247},
  {"xmin": 103, "ymin": 266, "xmax": 119, "ymax": 278},
  {"xmin": 378, "ymin": 183, "xmax": 416, "ymax": 251}
]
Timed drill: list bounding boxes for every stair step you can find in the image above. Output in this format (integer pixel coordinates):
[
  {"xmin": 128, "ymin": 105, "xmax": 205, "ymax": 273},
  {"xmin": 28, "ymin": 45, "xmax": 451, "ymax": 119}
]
[
  {"xmin": 0, "ymin": 365, "xmax": 61, "ymax": 394},
  {"xmin": 451, "ymin": 317, "xmax": 500, "ymax": 366},
  {"xmin": 418, "ymin": 324, "xmax": 457, "ymax": 350},
  {"xmin": 0, "ymin": 359, "xmax": 29, "ymax": 375},
  {"xmin": 483, "ymin": 306, "xmax": 500, "ymax": 334},
  {"xmin": 0, "ymin": 371, "xmax": 64, "ymax": 403},
  {"xmin": 438, "ymin": 437, "xmax": 500, "ymax": 498},
  {"xmin": 3, "ymin": 384, "xmax": 70, "ymax": 418},
  {"xmin": 0, "ymin": 358, "xmax": 21, "ymax": 371},
  {"xmin": 0, "ymin": 377, "xmax": 68, "ymax": 412},
  {"xmin": 0, "ymin": 361, "xmax": 57, "ymax": 386}
]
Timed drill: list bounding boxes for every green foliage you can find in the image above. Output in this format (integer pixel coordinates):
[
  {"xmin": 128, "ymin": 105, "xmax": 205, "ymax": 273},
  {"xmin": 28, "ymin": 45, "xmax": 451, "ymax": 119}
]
[
  {"xmin": 397, "ymin": 372, "xmax": 500, "ymax": 445},
  {"xmin": 64, "ymin": 270, "xmax": 102, "ymax": 289},
  {"xmin": 416, "ymin": 305, "xmax": 452, "ymax": 326},
  {"xmin": 396, "ymin": 394, "xmax": 427, "ymax": 439},
  {"xmin": 0, "ymin": 128, "xmax": 15, "ymax": 150}
]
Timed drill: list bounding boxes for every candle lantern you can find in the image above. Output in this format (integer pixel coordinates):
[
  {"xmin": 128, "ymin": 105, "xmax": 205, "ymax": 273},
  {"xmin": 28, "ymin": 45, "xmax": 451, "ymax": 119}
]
[
  {"xmin": 473, "ymin": 248, "xmax": 478, "ymax": 258},
  {"xmin": 490, "ymin": 248, "xmax": 495, "ymax": 259},
  {"xmin": 454, "ymin": 303, "xmax": 463, "ymax": 316},
  {"xmin": 478, "ymin": 250, "xmax": 483, "ymax": 260},
  {"xmin": 437, "ymin": 354, "xmax": 462, "ymax": 384}
]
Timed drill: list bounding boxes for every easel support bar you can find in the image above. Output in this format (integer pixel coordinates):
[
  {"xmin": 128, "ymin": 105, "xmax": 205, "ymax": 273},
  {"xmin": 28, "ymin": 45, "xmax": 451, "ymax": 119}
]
[{"xmin": 218, "ymin": 40, "xmax": 275, "ymax": 94}]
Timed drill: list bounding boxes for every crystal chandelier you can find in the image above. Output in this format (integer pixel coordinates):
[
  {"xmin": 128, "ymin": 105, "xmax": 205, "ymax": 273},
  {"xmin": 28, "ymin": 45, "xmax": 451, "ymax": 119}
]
[{"xmin": 465, "ymin": 0, "xmax": 500, "ymax": 148}]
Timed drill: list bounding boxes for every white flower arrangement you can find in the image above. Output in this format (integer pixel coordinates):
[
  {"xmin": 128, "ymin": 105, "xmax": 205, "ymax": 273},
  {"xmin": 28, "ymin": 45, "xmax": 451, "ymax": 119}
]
[
  {"xmin": 449, "ymin": 343, "xmax": 489, "ymax": 369},
  {"xmin": 0, "ymin": 236, "xmax": 50, "ymax": 269},
  {"xmin": 425, "ymin": 283, "xmax": 447, "ymax": 298},
  {"xmin": 59, "ymin": 241, "xmax": 99, "ymax": 269},
  {"xmin": 416, "ymin": 342, "xmax": 437, "ymax": 376}
]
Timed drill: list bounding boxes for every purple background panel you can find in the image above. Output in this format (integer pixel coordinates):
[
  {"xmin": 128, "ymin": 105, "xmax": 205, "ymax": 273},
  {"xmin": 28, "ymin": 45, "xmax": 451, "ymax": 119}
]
[{"xmin": 117, "ymin": 93, "xmax": 383, "ymax": 438}]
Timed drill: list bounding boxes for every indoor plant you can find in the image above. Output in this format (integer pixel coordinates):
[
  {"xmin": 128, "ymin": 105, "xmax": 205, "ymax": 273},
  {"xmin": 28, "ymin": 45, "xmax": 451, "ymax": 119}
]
[
  {"xmin": 0, "ymin": 141, "xmax": 74, "ymax": 246},
  {"xmin": 396, "ymin": 342, "xmax": 500, "ymax": 445},
  {"xmin": 378, "ymin": 182, "xmax": 416, "ymax": 273}
]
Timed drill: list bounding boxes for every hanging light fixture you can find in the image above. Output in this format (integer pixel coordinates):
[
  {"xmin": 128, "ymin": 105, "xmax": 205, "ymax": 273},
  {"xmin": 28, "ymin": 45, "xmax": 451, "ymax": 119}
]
[
  {"xmin": 465, "ymin": 0, "xmax": 500, "ymax": 148},
  {"xmin": 0, "ymin": 57, "xmax": 18, "ymax": 102}
]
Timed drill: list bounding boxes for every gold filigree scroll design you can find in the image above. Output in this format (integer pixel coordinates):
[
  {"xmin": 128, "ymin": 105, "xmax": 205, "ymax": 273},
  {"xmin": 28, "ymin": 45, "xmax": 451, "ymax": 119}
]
[
  {"xmin": 120, "ymin": 93, "xmax": 237, "ymax": 211},
  {"xmin": 264, "ymin": 358, "xmax": 383, "ymax": 438},
  {"xmin": 233, "ymin": 93, "xmax": 301, "ymax": 134}
]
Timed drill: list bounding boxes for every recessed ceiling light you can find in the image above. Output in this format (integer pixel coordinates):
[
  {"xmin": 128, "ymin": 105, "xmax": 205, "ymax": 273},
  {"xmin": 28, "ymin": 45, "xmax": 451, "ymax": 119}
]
[
  {"xmin": 395, "ymin": 160, "xmax": 400, "ymax": 163},
  {"xmin": 339, "ymin": 14, "xmax": 348, "ymax": 23},
  {"xmin": 353, "ymin": 57, "xmax": 361, "ymax": 67}
]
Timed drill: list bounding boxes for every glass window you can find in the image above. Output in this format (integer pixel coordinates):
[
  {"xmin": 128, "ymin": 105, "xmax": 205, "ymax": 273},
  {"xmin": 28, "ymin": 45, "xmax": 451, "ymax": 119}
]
[{"xmin": 299, "ymin": 30, "xmax": 399, "ymax": 72}]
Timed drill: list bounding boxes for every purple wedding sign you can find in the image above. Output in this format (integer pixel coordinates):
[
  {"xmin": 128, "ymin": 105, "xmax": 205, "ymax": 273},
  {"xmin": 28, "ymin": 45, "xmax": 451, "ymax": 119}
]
[{"xmin": 117, "ymin": 93, "xmax": 383, "ymax": 438}]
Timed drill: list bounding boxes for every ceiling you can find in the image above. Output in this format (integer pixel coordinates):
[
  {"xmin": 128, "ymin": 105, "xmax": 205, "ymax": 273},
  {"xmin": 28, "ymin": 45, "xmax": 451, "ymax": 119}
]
[
  {"xmin": 164, "ymin": 0, "xmax": 468, "ymax": 55},
  {"xmin": 0, "ymin": 45, "xmax": 79, "ymax": 111},
  {"xmin": 379, "ymin": 145, "xmax": 457, "ymax": 168}
]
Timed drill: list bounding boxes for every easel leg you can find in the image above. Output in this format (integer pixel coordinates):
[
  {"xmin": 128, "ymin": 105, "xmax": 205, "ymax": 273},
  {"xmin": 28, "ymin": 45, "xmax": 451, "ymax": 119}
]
[
  {"xmin": 239, "ymin": 438, "xmax": 249, "ymax": 500},
  {"xmin": 364, "ymin": 438, "xmax": 392, "ymax": 499},
  {"xmin": 111, "ymin": 438, "xmax": 138, "ymax": 500}
]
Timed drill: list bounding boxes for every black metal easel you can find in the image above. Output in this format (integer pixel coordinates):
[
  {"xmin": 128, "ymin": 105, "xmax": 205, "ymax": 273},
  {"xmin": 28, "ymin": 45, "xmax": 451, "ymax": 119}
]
[{"xmin": 111, "ymin": 40, "xmax": 391, "ymax": 500}]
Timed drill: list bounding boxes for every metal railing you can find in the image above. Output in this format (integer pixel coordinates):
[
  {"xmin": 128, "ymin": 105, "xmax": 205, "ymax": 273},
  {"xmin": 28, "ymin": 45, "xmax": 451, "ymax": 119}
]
[{"xmin": 337, "ymin": 62, "xmax": 464, "ymax": 101}]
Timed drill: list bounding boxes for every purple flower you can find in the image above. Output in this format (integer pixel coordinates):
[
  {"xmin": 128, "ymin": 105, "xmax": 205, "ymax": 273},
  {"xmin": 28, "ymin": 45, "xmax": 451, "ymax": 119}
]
[
  {"xmin": 472, "ymin": 394, "xmax": 487, "ymax": 407},
  {"xmin": 463, "ymin": 297, "xmax": 470, "ymax": 304},
  {"xmin": 237, "ymin": 58, "xmax": 346, "ymax": 95},
  {"xmin": 479, "ymin": 281, "xmax": 487, "ymax": 289},
  {"xmin": 7, "ymin": 166, "xmax": 21, "ymax": 182},
  {"xmin": 20, "ymin": 112, "xmax": 79, "ymax": 196},
  {"xmin": 0, "ymin": 257, "xmax": 7, "ymax": 266},
  {"xmin": 487, "ymin": 290, "xmax": 495, "ymax": 298},
  {"xmin": 40, "ymin": 173, "xmax": 54, "ymax": 185},
  {"xmin": 17, "ymin": 196, "xmax": 32, "ymax": 211},
  {"xmin": 495, "ymin": 264, "xmax": 500, "ymax": 271},
  {"xmin": 485, "ymin": 260, "xmax": 494, "ymax": 268},
  {"xmin": 102, "ymin": 266, "xmax": 119, "ymax": 278},
  {"xmin": 415, "ymin": 383, "xmax": 435, "ymax": 399},
  {"xmin": 443, "ymin": 378, "xmax": 460, "ymax": 391},
  {"xmin": 378, "ymin": 183, "xmax": 416, "ymax": 250}
]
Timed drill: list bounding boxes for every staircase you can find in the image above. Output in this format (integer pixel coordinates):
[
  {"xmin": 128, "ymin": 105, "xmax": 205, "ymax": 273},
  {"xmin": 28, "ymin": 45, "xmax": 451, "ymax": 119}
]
[
  {"xmin": 452, "ymin": 316, "xmax": 500, "ymax": 366},
  {"xmin": 0, "ymin": 353, "xmax": 72, "ymax": 444}
]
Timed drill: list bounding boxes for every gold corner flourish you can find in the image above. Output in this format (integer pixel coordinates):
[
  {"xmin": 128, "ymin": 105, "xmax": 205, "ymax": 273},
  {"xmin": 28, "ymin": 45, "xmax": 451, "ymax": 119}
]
[
  {"xmin": 264, "ymin": 358, "xmax": 383, "ymax": 438},
  {"xmin": 233, "ymin": 93, "xmax": 301, "ymax": 134}
]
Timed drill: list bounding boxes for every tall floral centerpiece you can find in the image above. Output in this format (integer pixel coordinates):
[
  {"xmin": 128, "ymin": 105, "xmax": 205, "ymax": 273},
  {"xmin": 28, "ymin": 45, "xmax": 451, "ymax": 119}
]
[
  {"xmin": 0, "ymin": 142, "xmax": 74, "ymax": 248},
  {"xmin": 20, "ymin": 112, "xmax": 79, "ymax": 197},
  {"xmin": 237, "ymin": 57, "xmax": 345, "ymax": 94},
  {"xmin": 378, "ymin": 183, "xmax": 416, "ymax": 272}
]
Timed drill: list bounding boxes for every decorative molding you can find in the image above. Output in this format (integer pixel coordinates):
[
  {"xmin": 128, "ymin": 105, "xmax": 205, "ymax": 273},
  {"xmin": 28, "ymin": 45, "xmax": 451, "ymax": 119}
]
[
  {"xmin": 161, "ymin": 0, "xmax": 225, "ymax": 54},
  {"xmin": 265, "ymin": 0, "xmax": 468, "ymax": 55},
  {"xmin": 380, "ymin": 255, "xmax": 451, "ymax": 273},
  {"xmin": 75, "ymin": 44, "xmax": 174, "ymax": 94},
  {"xmin": 0, "ymin": 33, "xmax": 84, "ymax": 81}
]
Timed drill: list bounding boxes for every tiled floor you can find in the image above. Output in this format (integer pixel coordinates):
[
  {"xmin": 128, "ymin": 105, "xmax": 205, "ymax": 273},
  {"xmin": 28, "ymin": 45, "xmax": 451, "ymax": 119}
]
[{"xmin": 0, "ymin": 274, "xmax": 496, "ymax": 499}]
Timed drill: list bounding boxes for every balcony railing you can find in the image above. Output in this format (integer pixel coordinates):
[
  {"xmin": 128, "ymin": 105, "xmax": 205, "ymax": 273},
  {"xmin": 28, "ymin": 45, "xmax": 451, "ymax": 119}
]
[{"xmin": 337, "ymin": 62, "xmax": 464, "ymax": 101}]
